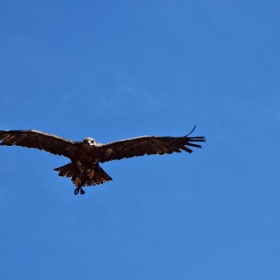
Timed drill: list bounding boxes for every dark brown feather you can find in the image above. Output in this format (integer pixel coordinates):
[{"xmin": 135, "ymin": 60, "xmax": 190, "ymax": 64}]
[
  {"xmin": 99, "ymin": 135, "xmax": 205, "ymax": 163},
  {"xmin": 0, "ymin": 130, "xmax": 76, "ymax": 158}
]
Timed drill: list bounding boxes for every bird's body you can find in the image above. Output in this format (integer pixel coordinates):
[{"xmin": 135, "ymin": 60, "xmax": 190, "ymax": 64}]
[{"xmin": 0, "ymin": 127, "xmax": 206, "ymax": 195}]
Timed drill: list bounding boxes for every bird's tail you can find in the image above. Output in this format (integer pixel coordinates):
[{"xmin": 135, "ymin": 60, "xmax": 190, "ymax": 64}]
[
  {"xmin": 54, "ymin": 163, "xmax": 112, "ymax": 187},
  {"xmin": 80, "ymin": 165, "xmax": 113, "ymax": 187},
  {"xmin": 54, "ymin": 163, "xmax": 74, "ymax": 178}
]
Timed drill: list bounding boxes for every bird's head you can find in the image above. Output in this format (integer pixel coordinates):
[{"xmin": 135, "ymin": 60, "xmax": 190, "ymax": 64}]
[{"xmin": 83, "ymin": 137, "xmax": 96, "ymax": 146}]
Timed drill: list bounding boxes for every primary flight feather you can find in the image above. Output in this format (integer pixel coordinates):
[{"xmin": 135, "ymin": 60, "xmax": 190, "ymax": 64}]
[{"xmin": 0, "ymin": 127, "xmax": 206, "ymax": 195}]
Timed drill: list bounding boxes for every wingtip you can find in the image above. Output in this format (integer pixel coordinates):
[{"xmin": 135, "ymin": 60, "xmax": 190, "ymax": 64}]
[{"xmin": 185, "ymin": 126, "xmax": 206, "ymax": 142}]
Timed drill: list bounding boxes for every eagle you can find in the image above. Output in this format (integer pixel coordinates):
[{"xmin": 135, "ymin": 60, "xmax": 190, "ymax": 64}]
[{"xmin": 0, "ymin": 127, "xmax": 205, "ymax": 195}]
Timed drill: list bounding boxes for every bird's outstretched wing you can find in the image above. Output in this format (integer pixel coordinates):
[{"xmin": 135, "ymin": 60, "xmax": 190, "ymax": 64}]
[
  {"xmin": 0, "ymin": 130, "xmax": 76, "ymax": 158},
  {"xmin": 99, "ymin": 129, "xmax": 206, "ymax": 163}
]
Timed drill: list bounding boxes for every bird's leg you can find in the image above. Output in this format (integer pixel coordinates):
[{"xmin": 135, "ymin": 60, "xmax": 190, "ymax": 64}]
[
  {"xmin": 75, "ymin": 176, "xmax": 82, "ymax": 186},
  {"xmin": 73, "ymin": 177, "xmax": 81, "ymax": 195},
  {"xmin": 73, "ymin": 176, "xmax": 86, "ymax": 195},
  {"xmin": 87, "ymin": 169, "xmax": 95, "ymax": 180}
]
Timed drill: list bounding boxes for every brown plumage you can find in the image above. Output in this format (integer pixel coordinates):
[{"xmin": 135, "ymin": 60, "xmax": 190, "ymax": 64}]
[{"xmin": 0, "ymin": 127, "xmax": 206, "ymax": 195}]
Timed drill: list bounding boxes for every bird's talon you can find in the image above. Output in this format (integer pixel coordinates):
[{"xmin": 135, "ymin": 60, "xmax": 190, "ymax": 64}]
[{"xmin": 74, "ymin": 187, "xmax": 80, "ymax": 195}]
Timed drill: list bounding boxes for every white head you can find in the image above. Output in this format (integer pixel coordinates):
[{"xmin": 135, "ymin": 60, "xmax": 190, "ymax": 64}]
[{"xmin": 83, "ymin": 137, "xmax": 96, "ymax": 146}]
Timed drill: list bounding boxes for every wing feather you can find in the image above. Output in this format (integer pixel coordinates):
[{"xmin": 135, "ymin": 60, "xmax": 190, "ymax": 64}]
[
  {"xmin": 99, "ymin": 132, "xmax": 205, "ymax": 163},
  {"xmin": 0, "ymin": 130, "xmax": 76, "ymax": 158}
]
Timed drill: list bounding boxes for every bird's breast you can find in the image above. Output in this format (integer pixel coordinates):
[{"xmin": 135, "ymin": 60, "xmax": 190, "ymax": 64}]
[{"xmin": 75, "ymin": 145, "xmax": 100, "ymax": 165}]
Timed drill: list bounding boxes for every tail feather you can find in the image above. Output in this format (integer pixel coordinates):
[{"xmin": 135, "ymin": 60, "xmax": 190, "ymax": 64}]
[
  {"xmin": 82, "ymin": 166, "xmax": 112, "ymax": 186},
  {"xmin": 54, "ymin": 163, "xmax": 112, "ymax": 187},
  {"xmin": 54, "ymin": 163, "xmax": 73, "ymax": 177}
]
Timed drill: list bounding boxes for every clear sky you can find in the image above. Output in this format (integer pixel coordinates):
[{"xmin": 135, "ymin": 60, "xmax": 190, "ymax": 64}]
[{"xmin": 1, "ymin": 1, "xmax": 280, "ymax": 279}]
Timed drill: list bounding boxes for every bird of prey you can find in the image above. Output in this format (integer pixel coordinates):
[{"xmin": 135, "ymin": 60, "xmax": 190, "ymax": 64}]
[{"xmin": 0, "ymin": 127, "xmax": 205, "ymax": 195}]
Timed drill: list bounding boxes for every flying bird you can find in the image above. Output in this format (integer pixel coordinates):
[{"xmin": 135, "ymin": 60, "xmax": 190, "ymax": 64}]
[{"xmin": 0, "ymin": 127, "xmax": 206, "ymax": 195}]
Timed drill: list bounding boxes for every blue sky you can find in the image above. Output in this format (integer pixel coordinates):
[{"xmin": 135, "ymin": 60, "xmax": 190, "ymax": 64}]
[{"xmin": 1, "ymin": 0, "xmax": 280, "ymax": 279}]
